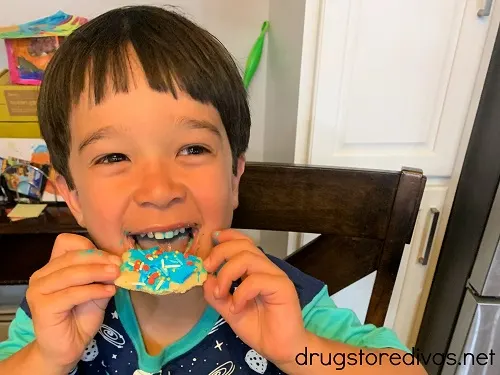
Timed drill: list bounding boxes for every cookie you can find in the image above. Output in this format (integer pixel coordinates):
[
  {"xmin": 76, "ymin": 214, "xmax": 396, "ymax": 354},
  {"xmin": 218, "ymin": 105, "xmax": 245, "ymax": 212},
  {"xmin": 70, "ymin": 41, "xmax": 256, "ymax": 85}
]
[{"xmin": 114, "ymin": 246, "xmax": 207, "ymax": 295}]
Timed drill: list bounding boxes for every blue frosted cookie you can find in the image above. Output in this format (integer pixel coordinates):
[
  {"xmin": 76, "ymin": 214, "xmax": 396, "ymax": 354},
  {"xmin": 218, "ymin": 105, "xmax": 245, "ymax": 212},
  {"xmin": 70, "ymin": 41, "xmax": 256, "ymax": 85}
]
[{"xmin": 114, "ymin": 246, "xmax": 207, "ymax": 294}]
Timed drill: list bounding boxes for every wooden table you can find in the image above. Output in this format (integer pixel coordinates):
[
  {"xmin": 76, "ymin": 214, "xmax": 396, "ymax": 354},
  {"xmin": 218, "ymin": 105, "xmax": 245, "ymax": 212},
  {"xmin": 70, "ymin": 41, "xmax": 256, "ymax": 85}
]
[{"xmin": 0, "ymin": 204, "xmax": 86, "ymax": 284}]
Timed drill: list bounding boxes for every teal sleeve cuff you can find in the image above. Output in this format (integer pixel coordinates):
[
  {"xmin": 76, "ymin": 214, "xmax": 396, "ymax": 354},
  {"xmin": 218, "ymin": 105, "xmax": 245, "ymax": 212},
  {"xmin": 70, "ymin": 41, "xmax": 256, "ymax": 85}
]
[
  {"xmin": 0, "ymin": 307, "xmax": 35, "ymax": 361},
  {"xmin": 302, "ymin": 285, "xmax": 410, "ymax": 353}
]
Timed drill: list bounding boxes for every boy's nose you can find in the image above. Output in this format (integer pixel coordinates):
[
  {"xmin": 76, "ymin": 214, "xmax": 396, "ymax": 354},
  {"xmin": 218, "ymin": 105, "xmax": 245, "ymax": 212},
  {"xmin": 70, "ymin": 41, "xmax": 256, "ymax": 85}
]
[{"xmin": 132, "ymin": 168, "xmax": 187, "ymax": 209}]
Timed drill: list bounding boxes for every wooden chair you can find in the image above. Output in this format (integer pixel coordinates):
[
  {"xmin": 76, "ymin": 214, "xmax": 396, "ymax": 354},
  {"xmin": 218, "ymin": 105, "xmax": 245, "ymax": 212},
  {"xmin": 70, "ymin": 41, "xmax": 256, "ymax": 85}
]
[
  {"xmin": 0, "ymin": 162, "xmax": 425, "ymax": 327},
  {"xmin": 232, "ymin": 162, "xmax": 426, "ymax": 327}
]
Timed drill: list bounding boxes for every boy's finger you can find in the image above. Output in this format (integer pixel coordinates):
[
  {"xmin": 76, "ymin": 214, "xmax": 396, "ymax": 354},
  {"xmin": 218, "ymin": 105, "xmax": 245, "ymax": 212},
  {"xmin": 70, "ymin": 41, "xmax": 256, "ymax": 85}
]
[
  {"xmin": 214, "ymin": 251, "xmax": 282, "ymax": 299},
  {"xmin": 50, "ymin": 233, "xmax": 97, "ymax": 260},
  {"xmin": 35, "ymin": 263, "xmax": 120, "ymax": 295},
  {"xmin": 203, "ymin": 274, "xmax": 235, "ymax": 320},
  {"xmin": 231, "ymin": 273, "xmax": 288, "ymax": 314},
  {"xmin": 31, "ymin": 249, "xmax": 121, "ymax": 280},
  {"xmin": 92, "ymin": 297, "xmax": 111, "ymax": 311},
  {"xmin": 43, "ymin": 284, "xmax": 116, "ymax": 314},
  {"xmin": 212, "ymin": 229, "xmax": 254, "ymax": 246},
  {"xmin": 204, "ymin": 239, "xmax": 266, "ymax": 272}
]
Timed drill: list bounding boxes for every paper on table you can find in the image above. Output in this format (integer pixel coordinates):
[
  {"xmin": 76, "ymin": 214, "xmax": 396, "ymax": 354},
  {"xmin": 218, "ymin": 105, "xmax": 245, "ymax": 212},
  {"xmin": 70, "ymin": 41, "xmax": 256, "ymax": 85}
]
[{"xmin": 7, "ymin": 203, "xmax": 47, "ymax": 219}]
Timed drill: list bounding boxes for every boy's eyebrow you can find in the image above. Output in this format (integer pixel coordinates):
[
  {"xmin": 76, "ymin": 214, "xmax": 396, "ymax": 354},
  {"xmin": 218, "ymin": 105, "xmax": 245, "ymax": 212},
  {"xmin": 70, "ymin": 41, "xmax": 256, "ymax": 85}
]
[
  {"xmin": 180, "ymin": 118, "xmax": 222, "ymax": 140},
  {"xmin": 78, "ymin": 126, "xmax": 117, "ymax": 154},
  {"xmin": 78, "ymin": 120, "xmax": 222, "ymax": 154}
]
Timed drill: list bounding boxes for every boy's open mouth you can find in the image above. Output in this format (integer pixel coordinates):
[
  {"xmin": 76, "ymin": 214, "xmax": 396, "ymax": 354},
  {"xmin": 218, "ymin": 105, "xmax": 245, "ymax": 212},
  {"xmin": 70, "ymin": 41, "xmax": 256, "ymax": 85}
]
[{"xmin": 128, "ymin": 225, "xmax": 199, "ymax": 254}]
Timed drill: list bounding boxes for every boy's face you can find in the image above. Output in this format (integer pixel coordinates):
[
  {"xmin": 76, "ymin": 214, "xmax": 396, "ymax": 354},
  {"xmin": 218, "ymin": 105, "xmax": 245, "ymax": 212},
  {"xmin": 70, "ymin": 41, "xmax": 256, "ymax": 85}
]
[{"xmin": 57, "ymin": 62, "xmax": 245, "ymax": 259}]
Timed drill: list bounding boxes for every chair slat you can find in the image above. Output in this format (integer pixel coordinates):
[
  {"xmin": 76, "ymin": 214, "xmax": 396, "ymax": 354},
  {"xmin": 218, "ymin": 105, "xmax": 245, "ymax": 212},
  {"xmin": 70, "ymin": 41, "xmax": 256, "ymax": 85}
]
[
  {"xmin": 233, "ymin": 162, "xmax": 401, "ymax": 239},
  {"xmin": 285, "ymin": 234, "xmax": 382, "ymax": 295}
]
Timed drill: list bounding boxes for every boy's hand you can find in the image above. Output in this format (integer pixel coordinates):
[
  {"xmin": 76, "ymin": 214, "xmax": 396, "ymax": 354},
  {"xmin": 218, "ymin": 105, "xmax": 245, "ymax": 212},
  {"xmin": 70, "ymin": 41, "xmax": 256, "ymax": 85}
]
[
  {"xmin": 25, "ymin": 233, "xmax": 121, "ymax": 372},
  {"xmin": 203, "ymin": 229, "xmax": 307, "ymax": 368}
]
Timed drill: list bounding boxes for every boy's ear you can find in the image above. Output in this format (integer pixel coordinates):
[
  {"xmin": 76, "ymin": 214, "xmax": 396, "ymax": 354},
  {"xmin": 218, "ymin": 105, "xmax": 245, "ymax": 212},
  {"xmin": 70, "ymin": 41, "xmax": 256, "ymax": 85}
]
[
  {"xmin": 55, "ymin": 174, "xmax": 86, "ymax": 228},
  {"xmin": 232, "ymin": 155, "xmax": 246, "ymax": 209}
]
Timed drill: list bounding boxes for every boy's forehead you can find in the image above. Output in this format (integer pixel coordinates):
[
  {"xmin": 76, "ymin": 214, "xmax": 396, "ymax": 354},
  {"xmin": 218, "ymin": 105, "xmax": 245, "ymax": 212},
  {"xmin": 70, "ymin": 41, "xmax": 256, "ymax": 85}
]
[{"xmin": 69, "ymin": 74, "xmax": 225, "ymax": 140}]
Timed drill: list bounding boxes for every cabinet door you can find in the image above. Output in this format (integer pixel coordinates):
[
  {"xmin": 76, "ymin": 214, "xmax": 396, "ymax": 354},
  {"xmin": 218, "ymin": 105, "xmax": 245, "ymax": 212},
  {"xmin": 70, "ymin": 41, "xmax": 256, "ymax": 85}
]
[
  {"xmin": 385, "ymin": 185, "xmax": 448, "ymax": 345},
  {"xmin": 308, "ymin": 0, "xmax": 491, "ymax": 177}
]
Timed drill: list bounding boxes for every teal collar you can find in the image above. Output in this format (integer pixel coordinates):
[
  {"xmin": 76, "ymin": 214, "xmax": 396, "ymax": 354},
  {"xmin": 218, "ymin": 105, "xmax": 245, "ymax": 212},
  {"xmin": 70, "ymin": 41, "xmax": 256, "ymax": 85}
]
[{"xmin": 114, "ymin": 287, "xmax": 220, "ymax": 373}]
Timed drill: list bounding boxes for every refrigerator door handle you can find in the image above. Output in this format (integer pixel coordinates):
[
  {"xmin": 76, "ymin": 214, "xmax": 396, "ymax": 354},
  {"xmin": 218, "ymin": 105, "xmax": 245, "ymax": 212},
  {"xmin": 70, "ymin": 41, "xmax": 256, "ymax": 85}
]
[{"xmin": 418, "ymin": 208, "xmax": 440, "ymax": 266}]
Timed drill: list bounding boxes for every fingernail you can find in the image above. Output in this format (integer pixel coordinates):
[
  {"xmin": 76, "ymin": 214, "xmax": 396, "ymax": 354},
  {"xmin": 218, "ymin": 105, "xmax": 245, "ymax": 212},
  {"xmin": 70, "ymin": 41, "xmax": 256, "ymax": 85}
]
[
  {"xmin": 230, "ymin": 303, "xmax": 235, "ymax": 313},
  {"xmin": 109, "ymin": 256, "xmax": 122, "ymax": 267},
  {"xmin": 203, "ymin": 257, "xmax": 211, "ymax": 269},
  {"xmin": 214, "ymin": 285, "xmax": 220, "ymax": 298},
  {"xmin": 105, "ymin": 285, "xmax": 115, "ymax": 292}
]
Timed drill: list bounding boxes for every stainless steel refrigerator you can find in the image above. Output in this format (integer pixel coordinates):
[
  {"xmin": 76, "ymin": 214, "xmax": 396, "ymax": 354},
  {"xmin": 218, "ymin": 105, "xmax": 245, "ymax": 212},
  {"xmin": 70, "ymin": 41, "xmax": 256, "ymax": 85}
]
[
  {"xmin": 441, "ymin": 182, "xmax": 500, "ymax": 375},
  {"xmin": 416, "ymin": 20, "xmax": 500, "ymax": 375}
]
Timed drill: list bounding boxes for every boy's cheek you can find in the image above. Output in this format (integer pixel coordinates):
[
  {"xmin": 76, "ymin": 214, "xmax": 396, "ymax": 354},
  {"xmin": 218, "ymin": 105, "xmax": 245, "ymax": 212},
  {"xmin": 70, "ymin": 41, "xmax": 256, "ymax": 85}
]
[{"xmin": 81, "ymin": 214, "xmax": 125, "ymax": 256}]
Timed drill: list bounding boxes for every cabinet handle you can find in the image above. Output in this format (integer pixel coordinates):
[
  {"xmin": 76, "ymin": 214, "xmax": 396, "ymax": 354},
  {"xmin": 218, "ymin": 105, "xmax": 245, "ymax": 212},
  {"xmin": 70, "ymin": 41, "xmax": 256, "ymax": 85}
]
[
  {"xmin": 418, "ymin": 208, "xmax": 440, "ymax": 266},
  {"xmin": 478, "ymin": 0, "xmax": 493, "ymax": 17}
]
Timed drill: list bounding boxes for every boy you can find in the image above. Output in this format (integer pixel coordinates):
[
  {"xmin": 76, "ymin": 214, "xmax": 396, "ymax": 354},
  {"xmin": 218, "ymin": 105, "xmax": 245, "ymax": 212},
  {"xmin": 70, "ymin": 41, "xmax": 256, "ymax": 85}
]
[{"xmin": 0, "ymin": 6, "xmax": 426, "ymax": 375}]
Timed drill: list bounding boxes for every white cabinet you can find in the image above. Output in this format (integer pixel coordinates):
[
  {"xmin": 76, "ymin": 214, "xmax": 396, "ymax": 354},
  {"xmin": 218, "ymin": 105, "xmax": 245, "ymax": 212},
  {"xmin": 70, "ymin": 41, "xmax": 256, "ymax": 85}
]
[
  {"xmin": 283, "ymin": 0, "xmax": 499, "ymax": 346},
  {"xmin": 307, "ymin": 0, "xmax": 491, "ymax": 177}
]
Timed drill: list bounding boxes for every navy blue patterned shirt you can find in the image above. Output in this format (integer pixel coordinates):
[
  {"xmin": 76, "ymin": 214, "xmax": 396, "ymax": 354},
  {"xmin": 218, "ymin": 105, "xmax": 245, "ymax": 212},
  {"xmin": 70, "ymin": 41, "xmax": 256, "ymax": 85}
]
[{"xmin": 0, "ymin": 254, "xmax": 408, "ymax": 374}]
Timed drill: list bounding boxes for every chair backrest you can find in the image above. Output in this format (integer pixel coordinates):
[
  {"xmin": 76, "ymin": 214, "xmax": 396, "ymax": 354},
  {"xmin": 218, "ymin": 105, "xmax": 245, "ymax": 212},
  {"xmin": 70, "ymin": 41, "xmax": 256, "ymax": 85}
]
[{"xmin": 232, "ymin": 162, "xmax": 426, "ymax": 327}]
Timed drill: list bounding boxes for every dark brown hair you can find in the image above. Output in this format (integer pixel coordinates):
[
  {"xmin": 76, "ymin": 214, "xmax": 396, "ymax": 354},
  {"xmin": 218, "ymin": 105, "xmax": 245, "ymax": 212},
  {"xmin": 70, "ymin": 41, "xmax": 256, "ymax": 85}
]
[{"xmin": 38, "ymin": 5, "xmax": 250, "ymax": 189}]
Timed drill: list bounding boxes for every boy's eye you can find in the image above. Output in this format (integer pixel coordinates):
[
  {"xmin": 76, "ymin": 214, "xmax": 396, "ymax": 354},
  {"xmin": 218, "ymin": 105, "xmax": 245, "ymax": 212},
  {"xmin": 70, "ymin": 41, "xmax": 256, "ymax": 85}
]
[
  {"xmin": 95, "ymin": 153, "xmax": 129, "ymax": 164},
  {"xmin": 179, "ymin": 145, "xmax": 210, "ymax": 156}
]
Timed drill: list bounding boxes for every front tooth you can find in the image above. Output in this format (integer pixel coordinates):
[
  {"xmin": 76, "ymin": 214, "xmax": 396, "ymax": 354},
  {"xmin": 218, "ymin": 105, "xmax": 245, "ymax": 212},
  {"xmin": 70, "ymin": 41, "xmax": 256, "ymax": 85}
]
[
  {"xmin": 147, "ymin": 232, "xmax": 154, "ymax": 238},
  {"xmin": 165, "ymin": 231, "xmax": 174, "ymax": 239},
  {"xmin": 173, "ymin": 230, "xmax": 179, "ymax": 236},
  {"xmin": 180, "ymin": 228, "xmax": 185, "ymax": 234},
  {"xmin": 155, "ymin": 232, "xmax": 165, "ymax": 240}
]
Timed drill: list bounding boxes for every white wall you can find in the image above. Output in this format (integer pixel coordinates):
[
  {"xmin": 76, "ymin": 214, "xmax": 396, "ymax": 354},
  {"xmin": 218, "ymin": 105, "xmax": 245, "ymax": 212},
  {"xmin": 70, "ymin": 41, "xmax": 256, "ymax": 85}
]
[
  {"xmin": 264, "ymin": 0, "xmax": 306, "ymax": 164},
  {"xmin": 0, "ymin": 0, "xmax": 270, "ymax": 164},
  {"xmin": 258, "ymin": 0, "xmax": 307, "ymax": 258}
]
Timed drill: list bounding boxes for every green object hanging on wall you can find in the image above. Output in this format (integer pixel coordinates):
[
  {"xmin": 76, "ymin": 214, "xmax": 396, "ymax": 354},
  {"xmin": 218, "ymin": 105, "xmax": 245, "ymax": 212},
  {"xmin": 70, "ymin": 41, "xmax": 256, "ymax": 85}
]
[{"xmin": 243, "ymin": 21, "xmax": 269, "ymax": 89}]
